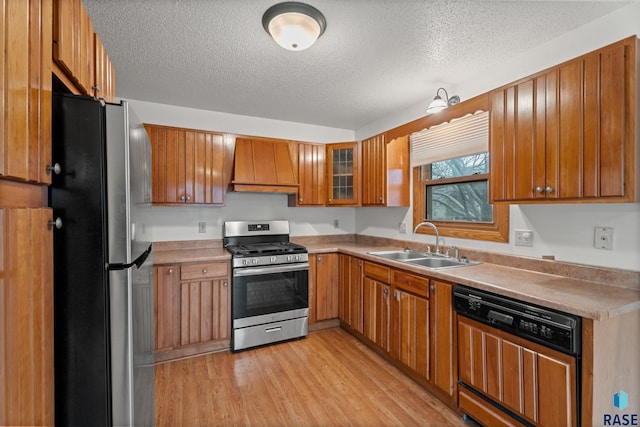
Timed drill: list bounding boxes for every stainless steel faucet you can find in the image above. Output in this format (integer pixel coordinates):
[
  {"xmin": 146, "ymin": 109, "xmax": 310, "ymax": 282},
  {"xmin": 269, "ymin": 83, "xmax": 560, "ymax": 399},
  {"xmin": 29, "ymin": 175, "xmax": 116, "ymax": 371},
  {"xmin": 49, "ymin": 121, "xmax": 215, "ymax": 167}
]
[{"xmin": 413, "ymin": 221, "xmax": 440, "ymax": 255}]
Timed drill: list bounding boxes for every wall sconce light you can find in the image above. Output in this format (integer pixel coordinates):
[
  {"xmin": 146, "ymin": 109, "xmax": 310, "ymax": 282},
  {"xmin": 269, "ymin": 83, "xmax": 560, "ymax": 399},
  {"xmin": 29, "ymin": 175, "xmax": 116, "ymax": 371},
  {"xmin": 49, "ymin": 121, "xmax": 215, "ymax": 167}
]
[
  {"xmin": 426, "ymin": 88, "xmax": 461, "ymax": 114},
  {"xmin": 262, "ymin": 2, "xmax": 327, "ymax": 51}
]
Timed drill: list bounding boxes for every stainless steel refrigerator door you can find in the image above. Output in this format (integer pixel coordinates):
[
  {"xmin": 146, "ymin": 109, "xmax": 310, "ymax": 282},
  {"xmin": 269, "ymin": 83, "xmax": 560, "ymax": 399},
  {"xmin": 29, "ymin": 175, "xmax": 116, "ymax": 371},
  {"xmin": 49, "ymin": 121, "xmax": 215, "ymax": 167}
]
[{"xmin": 105, "ymin": 102, "xmax": 155, "ymax": 426}]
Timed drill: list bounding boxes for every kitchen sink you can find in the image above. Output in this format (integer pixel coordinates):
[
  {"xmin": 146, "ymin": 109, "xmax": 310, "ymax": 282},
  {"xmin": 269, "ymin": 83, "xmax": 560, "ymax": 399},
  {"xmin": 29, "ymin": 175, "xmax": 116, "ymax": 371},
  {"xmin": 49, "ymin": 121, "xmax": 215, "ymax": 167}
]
[
  {"xmin": 404, "ymin": 257, "xmax": 479, "ymax": 269},
  {"xmin": 367, "ymin": 250, "xmax": 431, "ymax": 261},
  {"xmin": 368, "ymin": 250, "xmax": 479, "ymax": 269}
]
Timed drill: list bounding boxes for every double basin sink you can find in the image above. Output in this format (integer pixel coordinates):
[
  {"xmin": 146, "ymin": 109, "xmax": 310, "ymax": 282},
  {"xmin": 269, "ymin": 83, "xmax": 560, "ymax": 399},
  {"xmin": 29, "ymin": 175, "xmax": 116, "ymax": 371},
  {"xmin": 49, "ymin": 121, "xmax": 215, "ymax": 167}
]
[{"xmin": 367, "ymin": 249, "xmax": 480, "ymax": 270}]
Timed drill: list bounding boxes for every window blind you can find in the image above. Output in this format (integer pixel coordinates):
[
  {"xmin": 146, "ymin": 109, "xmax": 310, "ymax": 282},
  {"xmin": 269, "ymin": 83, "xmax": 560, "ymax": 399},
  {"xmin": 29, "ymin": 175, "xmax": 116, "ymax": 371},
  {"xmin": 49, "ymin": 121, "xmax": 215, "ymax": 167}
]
[{"xmin": 410, "ymin": 110, "xmax": 489, "ymax": 167}]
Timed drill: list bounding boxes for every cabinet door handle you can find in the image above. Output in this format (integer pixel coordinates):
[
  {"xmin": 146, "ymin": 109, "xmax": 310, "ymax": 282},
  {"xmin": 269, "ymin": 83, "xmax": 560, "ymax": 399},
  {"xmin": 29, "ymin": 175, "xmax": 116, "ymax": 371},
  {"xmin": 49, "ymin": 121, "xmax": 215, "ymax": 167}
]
[
  {"xmin": 46, "ymin": 163, "xmax": 62, "ymax": 175},
  {"xmin": 48, "ymin": 217, "xmax": 63, "ymax": 230}
]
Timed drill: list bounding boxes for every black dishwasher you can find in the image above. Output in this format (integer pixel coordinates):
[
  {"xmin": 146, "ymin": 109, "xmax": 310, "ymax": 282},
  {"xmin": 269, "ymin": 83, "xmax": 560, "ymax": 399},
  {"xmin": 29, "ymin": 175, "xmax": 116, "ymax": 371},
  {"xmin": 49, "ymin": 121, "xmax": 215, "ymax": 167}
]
[{"xmin": 453, "ymin": 285, "xmax": 582, "ymax": 427}]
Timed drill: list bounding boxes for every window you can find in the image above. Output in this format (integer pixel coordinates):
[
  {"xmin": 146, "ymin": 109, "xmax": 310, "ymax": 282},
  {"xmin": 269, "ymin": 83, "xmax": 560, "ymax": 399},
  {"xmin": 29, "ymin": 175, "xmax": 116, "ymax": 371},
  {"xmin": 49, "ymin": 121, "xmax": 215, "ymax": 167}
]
[
  {"xmin": 410, "ymin": 110, "xmax": 508, "ymax": 242},
  {"xmin": 426, "ymin": 153, "xmax": 492, "ymax": 222}
]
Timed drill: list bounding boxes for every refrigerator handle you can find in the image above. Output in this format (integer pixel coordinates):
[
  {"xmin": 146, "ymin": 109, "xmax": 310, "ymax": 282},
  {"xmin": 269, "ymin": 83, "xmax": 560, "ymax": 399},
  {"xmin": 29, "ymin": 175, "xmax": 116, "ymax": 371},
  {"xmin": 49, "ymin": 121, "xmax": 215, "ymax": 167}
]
[{"xmin": 106, "ymin": 244, "xmax": 153, "ymax": 271}]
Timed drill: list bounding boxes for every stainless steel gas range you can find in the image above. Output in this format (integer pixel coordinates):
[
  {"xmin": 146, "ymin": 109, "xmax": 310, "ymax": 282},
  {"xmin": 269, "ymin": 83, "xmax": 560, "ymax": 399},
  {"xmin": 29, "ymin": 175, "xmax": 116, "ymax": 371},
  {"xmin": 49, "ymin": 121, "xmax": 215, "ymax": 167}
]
[{"xmin": 223, "ymin": 220, "xmax": 309, "ymax": 351}]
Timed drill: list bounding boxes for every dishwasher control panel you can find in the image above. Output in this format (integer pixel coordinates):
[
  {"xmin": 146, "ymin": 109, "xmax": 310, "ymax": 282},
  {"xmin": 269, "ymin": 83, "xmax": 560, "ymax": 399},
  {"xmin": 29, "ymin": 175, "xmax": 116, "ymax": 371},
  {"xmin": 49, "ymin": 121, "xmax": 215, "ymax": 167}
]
[{"xmin": 453, "ymin": 285, "xmax": 581, "ymax": 356}]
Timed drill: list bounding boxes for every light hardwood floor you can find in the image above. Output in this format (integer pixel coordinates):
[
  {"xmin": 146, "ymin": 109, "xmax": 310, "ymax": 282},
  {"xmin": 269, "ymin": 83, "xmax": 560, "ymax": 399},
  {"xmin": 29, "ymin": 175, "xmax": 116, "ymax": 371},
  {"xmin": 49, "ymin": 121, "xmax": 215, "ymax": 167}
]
[{"xmin": 155, "ymin": 328, "xmax": 469, "ymax": 426}]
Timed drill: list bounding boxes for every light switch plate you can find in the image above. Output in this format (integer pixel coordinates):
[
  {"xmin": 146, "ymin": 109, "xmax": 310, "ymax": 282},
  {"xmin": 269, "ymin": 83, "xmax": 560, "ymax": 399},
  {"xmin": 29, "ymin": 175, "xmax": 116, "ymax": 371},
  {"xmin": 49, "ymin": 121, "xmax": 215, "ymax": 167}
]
[{"xmin": 198, "ymin": 221, "xmax": 206, "ymax": 233}]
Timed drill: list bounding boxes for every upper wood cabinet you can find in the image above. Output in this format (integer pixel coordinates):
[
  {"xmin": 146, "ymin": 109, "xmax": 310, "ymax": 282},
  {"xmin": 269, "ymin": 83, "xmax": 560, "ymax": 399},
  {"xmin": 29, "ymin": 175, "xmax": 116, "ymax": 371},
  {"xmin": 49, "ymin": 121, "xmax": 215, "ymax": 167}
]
[
  {"xmin": 326, "ymin": 142, "xmax": 361, "ymax": 206},
  {"xmin": 361, "ymin": 134, "xmax": 410, "ymax": 206},
  {"xmin": 53, "ymin": 0, "xmax": 116, "ymax": 101},
  {"xmin": 146, "ymin": 124, "xmax": 226, "ymax": 205},
  {"xmin": 490, "ymin": 36, "xmax": 638, "ymax": 203},
  {"xmin": 0, "ymin": 0, "xmax": 53, "ymax": 185},
  {"xmin": 93, "ymin": 33, "xmax": 116, "ymax": 102},
  {"xmin": 232, "ymin": 137, "xmax": 298, "ymax": 193},
  {"xmin": 1, "ymin": 208, "xmax": 54, "ymax": 426},
  {"xmin": 288, "ymin": 142, "xmax": 325, "ymax": 206}
]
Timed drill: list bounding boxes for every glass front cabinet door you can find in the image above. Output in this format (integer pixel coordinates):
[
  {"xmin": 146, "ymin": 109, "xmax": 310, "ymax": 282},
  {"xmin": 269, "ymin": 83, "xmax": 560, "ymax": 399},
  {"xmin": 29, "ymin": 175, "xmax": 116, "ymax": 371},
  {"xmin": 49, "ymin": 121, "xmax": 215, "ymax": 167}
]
[{"xmin": 326, "ymin": 142, "xmax": 360, "ymax": 206}]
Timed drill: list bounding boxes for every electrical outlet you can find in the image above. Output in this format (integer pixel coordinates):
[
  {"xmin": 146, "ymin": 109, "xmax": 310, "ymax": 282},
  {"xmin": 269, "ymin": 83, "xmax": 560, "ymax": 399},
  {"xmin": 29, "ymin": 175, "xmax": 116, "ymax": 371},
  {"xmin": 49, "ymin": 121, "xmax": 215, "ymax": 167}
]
[
  {"xmin": 333, "ymin": 219, "xmax": 339, "ymax": 228},
  {"xmin": 594, "ymin": 226, "xmax": 613, "ymax": 250},
  {"xmin": 198, "ymin": 221, "xmax": 206, "ymax": 233},
  {"xmin": 515, "ymin": 229, "xmax": 534, "ymax": 247},
  {"xmin": 399, "ymin": 222, "xmax": 407, "ymax": 234}
]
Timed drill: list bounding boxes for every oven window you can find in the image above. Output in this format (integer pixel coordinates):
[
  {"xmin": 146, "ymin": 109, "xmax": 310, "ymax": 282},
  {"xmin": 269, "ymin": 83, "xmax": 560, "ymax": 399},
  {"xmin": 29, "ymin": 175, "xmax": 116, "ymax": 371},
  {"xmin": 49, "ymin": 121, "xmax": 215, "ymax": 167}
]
[{"xmin": 233, "ymin": 269, "xmax": 308, "ymax": 319}]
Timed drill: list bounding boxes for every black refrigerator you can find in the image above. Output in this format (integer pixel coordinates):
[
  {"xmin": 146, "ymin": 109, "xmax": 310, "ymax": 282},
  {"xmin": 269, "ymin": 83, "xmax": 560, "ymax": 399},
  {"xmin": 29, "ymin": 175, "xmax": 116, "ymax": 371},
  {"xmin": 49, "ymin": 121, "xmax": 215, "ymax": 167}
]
[{"xmin": 50, "ymin": 94, "xmax": 155, "ymax": 426}]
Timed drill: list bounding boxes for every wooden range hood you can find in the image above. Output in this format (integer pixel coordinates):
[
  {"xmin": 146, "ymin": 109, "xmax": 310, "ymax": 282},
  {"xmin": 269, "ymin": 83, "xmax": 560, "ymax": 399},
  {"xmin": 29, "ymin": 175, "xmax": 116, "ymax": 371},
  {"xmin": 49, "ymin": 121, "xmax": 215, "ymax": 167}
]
[{"xmin": 232, "ymin": 137, "xmax": 299, "ymax": 193}]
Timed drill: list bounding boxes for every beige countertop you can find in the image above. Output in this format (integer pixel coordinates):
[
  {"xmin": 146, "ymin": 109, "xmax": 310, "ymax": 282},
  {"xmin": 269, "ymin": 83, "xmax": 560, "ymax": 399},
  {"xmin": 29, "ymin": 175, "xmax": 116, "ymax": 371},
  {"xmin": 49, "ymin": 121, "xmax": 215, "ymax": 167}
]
[{"xmin": 153, "ymin": 241, "xmax": 640, "ymax": 321}]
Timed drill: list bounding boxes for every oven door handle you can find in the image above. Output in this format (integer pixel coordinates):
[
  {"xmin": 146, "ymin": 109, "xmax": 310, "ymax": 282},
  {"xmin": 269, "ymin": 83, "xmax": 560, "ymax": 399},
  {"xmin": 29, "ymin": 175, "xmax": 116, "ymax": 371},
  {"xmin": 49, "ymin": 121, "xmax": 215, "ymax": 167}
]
[{"xmin": 233, "ymin": 262, "xmax": 310, "ymax": 277}]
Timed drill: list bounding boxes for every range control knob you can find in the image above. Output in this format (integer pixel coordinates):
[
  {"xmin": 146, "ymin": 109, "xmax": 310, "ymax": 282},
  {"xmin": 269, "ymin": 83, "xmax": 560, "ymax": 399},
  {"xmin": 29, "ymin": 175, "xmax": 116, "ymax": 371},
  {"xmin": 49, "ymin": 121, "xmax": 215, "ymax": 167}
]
[
  {"xmin": 270, "ymin": 256, "xmax": 278, "ymax": 263},
  {"xmin": 287, "ymin": 255, "xmax": 293, "ymax": 261},
  {"xmin": 242, "ymin": 259, "xmax": 249, "ymax": 266},
  {"xmin": 252, "ymin": 258, "xmax": 259, "ymax": 265}
]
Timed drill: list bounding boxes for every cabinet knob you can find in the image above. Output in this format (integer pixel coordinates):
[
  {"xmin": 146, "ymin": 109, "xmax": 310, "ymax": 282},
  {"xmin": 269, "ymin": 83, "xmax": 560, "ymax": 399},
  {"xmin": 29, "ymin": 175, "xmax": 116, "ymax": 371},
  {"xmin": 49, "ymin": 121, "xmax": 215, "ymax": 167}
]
[
  {"xmin": 317, "ymin": 256, "xmax": 322, "ymax": 261},
  {"xmin": 223, "ymin": 282, "xmax": 228, "ymax": 287},
  {"xmin": 91, "ymin": 85, "xmax": 101, "ymax": 93},
  {"xmin": 535, "ymin": 186, "xmax": 543, "ymax": 193},
  {"xmin": 46, "ymin": 163, "xmax": 62, "ymax": 176},
  {"xmin": 202, "ymin": 269, "xmax": 207, "ymax": 274},
  {"xmin": 429, "ymin": 284, "xmax": 435, "ymax": 291},
  {"xmin": 328, "ymin": 198, "xmax": 332, "ymax": 203},
  {"xmin": 383, "ymin": 288, "xmax": 389, "ymax": 296},
  {"xmin": 186, "ymin": 195, "xmax": 191, "ymax": 201},
  {"xmin": 299, "ymin": 197, "xmax": 303, "ymax": 202},
  {"xmin": 545, "ymin": 186, "xmax": 554, "ymax": 193},
  {"xmin": 180, "ymin": 196, "xmax": 186, "ymax": 201},
  {"xmin": 168, "ymin": 269, "xmax": 174, "ymax": 274},
  {"xmin": 48, "ymin": 217, "xmax": 63, "ymax": 230},
  {"xmin": 379, "ymin": 196, "xmax": 383, "ymax": 202}
]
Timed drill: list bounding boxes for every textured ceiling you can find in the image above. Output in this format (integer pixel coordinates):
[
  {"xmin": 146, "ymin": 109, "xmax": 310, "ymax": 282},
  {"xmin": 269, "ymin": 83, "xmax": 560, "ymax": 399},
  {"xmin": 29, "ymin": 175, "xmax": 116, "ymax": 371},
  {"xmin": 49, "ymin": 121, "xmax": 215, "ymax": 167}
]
[{"xmin": 82, "ymin": 0, "xmax": 632, "ymax": 130}]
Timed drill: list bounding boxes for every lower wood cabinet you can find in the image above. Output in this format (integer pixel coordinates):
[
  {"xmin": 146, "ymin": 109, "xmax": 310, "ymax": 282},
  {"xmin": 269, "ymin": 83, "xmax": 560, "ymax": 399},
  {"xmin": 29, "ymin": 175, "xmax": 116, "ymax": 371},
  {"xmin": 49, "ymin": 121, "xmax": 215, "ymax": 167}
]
[
  {"xmin": 458, "ymin": 316, "xmax": 577, "ymax": 427},
  {"xmin": 342, "ymin": 259, "xmax": 457, "ymax": 407},
  {"xmin": 363, "ymin": 262, "xmax": 391, "ymax": 352},
  {"xmin": 430, "ymin": 280, "xmax": 456, "ymax": 398},
  {"xmin": 0, "ymin": 208, "xmax": 54, "ymax": 426},
  {"xmin": 153, "ymin": 260, "xmax": 230, "ymax": 360},
  {"xmin": 391, "ymin": 270, "xmax": 429, "ymax": 380},
  {"xmin": 338, "ymin": 254, "xmax": 364, "ymax": 333},
  {"xmin": 311, "ymin": 253, "xmax": 339, "ymax": 323}
]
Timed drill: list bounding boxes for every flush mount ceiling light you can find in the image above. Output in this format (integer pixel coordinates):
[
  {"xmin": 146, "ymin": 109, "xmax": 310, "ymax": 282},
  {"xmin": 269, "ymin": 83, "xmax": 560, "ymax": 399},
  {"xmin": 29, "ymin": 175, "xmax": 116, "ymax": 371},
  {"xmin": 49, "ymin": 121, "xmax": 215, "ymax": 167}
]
[
  {"xmin": 262, "ymin": 2, "xmax": 326, "ymax": 51},
  {"xmin": 426, "ymin": 87, "xmax": 461, "ymax": 114}
]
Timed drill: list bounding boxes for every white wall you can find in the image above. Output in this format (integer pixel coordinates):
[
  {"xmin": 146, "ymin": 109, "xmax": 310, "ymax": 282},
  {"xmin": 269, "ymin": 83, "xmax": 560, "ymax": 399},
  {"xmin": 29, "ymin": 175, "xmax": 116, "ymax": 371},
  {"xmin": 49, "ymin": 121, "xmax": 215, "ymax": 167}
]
[
  {"xmin": 355, "ymin": 204, "xmax": 640, "ymax": 272},
  {"xmin": 139, "ymin": 192, "xmax": 355, "ymax": 242},
  {"xmin": 355, "ymin": 3, "xmax": 640, "ymax": 272}
]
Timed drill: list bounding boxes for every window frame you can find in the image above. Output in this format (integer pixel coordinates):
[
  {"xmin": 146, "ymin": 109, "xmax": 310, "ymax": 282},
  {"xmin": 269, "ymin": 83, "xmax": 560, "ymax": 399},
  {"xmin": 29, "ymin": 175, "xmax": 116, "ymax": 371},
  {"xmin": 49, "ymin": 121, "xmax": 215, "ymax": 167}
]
[{"xmin": 413, "ymin": 162, "xmax": 509, "ymax": 243}]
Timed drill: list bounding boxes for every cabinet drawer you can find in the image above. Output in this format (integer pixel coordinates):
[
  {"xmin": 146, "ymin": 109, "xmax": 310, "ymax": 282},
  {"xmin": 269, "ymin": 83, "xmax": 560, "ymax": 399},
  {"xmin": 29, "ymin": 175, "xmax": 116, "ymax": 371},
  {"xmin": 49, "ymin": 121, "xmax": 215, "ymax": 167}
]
[
  {"xmin": 392, "ymin": 270, "xmax": 428, "ymax": 298},
  {"xmin": 363, "ymin": 262, "xmax": 390, "ymax": 283},
  {"xmin": 180, "ymin": 262, "xmax": 228, "ymax": 281}
]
